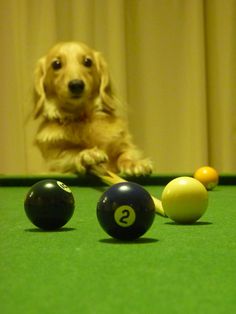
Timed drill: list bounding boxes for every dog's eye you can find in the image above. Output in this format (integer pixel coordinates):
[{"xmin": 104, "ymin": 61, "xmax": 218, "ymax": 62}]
[
  {"xmin": 51, "ymin": 59, "xmax": 62, "ymax": 70},
  {"xmin": 83, "ymin": 57, "xmax": 93, "ymax": 68}
]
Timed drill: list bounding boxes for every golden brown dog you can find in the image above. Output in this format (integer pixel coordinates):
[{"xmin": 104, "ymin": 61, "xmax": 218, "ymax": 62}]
[{"xmin": 33, "ymin": 41, "xmax": 153, "ymax": 176}]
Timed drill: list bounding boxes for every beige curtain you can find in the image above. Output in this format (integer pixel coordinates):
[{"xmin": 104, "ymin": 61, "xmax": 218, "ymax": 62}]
[{"xmin": 0, "ymin": 0, "xmax": 235, "ymax": 174}]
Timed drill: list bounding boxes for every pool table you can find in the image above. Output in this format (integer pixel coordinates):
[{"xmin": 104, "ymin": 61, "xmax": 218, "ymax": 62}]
[{"xmin": 1, "ymin": 174, "xmax": 236, "ymax": 314}]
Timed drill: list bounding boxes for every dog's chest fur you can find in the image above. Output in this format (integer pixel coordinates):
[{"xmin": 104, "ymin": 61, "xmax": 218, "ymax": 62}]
[{"xmin": 36, "ymin": 114, "xmax": 125, "ymax": 149}]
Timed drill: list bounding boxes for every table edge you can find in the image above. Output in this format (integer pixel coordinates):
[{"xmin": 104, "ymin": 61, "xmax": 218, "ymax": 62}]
[{"xmin": 0, "ymin": 174, "xmax": 235, "ymax": 187}]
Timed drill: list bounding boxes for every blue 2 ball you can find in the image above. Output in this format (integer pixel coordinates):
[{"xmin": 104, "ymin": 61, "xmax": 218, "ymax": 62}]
[{"xmin": 97, "ymin": 182, "xmax": 155, "ymax": 241}]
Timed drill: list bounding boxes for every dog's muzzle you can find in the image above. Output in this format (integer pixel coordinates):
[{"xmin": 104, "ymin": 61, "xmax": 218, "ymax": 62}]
[{"xmin": 68, "ymin": 79, "xmax": 85, "ymax": 97}]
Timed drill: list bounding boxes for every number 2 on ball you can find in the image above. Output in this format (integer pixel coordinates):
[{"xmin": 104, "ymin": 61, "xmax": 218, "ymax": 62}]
[{"xmin": 114, "ymin": 205, "xmax": 136, "ymax": 227}]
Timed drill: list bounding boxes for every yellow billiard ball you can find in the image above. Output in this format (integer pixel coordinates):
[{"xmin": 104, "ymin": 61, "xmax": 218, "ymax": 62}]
[
  {"xmin": 162, "ymin": 177, "xmax": 208, "ymax": 224},
  {"xmin": 194, "ymin": 166, "xmax": 219, "ymax": 190}
]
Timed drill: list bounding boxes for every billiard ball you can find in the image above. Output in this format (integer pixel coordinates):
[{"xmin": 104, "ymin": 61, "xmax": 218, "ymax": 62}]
[
  {"xmin": 161, "ymin": 177, "xmax": 208, "ymax": 224},
  {"xmin": 194, "ymin": 166, "xmax": 219, "ymax": 190},
  {"xmin": 96, "ymin": 182, "xmax": 155, "ymax": 241},
  {"xmin": 24, "ymin": 179, "xmax": 75, "ymax": 230}
]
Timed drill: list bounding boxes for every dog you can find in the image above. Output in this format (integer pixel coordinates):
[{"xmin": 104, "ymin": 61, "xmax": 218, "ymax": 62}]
[{"xmin": 33, "ymin": 41, "xmax": 153, "ymax": 176}]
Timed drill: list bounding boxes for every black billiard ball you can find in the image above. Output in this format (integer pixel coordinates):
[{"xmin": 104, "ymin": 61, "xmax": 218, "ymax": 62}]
[
  {"xmin": 24, "ymin": 179, "xmax": 75, "ymax": 230},
  {"xmin": 96, "ymin": 182, "xmax": 155, "ymax": 241}
]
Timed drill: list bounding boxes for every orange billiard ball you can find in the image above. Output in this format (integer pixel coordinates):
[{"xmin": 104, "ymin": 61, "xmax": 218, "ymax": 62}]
[{"xmin": 194, "ymin": 166, "xmax": 219, "ymax": 190}]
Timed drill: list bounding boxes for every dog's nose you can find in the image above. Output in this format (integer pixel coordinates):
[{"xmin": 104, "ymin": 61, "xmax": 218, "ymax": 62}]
[{"xmin": 68, "ymin": 80, "xmax": 85, "ymax": 95}]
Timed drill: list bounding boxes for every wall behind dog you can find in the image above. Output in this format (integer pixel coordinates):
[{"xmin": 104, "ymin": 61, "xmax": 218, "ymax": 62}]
[{"xmin": 0, "ymin": 0, "xmax": 235, "ymax": 174}]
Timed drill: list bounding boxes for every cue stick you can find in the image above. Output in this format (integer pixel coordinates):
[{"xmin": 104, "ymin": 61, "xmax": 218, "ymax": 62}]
[{"xmin": 90, "ymin": 165, "xmax": 166, "ymax": 217}]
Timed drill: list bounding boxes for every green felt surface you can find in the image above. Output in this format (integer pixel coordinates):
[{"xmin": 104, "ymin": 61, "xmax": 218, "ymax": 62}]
[{"xmin": 1, "ymin": 180, "xmax": 236, "ymax": 314}]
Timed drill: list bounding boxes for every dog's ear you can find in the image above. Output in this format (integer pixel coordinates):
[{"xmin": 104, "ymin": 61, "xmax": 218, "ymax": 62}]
[
  {"xmin": 94, "ymin": 52, "xmax": 116, "ymax": 114},
  {"xmin": 33, "ymin": 57, "xmax": 46, "ymax": 119}
]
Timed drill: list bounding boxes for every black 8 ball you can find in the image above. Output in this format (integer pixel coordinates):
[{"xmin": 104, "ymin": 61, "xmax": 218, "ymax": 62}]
[
  {"xmin": 24, "ymin": 179, "xmax": 75, "ymax": 230},
  {"xmin": 96, "ymin": 182, "xmax": 155, "ymax": 241}
]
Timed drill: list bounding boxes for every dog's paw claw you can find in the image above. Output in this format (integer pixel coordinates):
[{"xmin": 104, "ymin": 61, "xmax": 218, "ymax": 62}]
[
  {"xmin": 76, "ymin": 148, "xmax": 108, "ymax": 172},
  {"xmin": 118, "ymin": 159, "xmax": 153, "ymax": 176}
]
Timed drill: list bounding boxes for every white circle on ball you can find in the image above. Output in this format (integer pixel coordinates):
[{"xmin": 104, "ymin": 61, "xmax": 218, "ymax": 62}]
[
  {"xmin": 57, "ymin": 181, "xmax": 72, "ymax": 193},
  {"xmin": 114, "ymin": 205, "xmax": 136, "ymax": 227}
]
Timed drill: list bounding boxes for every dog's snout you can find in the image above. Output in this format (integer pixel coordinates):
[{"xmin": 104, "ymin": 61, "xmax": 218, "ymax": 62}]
[{"xmin": 68, "ymin": 80, "xmax": 85, "ymax": 95}]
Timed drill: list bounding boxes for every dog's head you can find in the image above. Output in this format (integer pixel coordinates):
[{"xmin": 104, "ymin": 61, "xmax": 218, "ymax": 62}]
[{"xmin": 34, "ymin": 42, "xmax": 115, "ymax": 120}]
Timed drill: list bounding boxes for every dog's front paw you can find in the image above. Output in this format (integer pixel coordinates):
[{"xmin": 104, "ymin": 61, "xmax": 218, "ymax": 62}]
[
  {"xmin": 76, "ymin": 148, "xmax": 109, "ymax": 173},
  {"xmin": 118, "ymin": 159, "xmax": 153, "ymax": 176}
]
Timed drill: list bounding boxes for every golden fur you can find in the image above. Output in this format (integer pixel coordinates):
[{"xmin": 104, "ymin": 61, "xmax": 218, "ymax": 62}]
[{"xmin": 34, "ymin": 41, "xmax": 153, "ymax": 175}]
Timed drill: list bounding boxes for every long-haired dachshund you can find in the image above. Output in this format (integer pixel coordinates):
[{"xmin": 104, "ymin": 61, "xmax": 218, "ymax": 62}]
[{"xmin": 33, "ymin": 41, "xmax": 153, "ymax": 176}]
